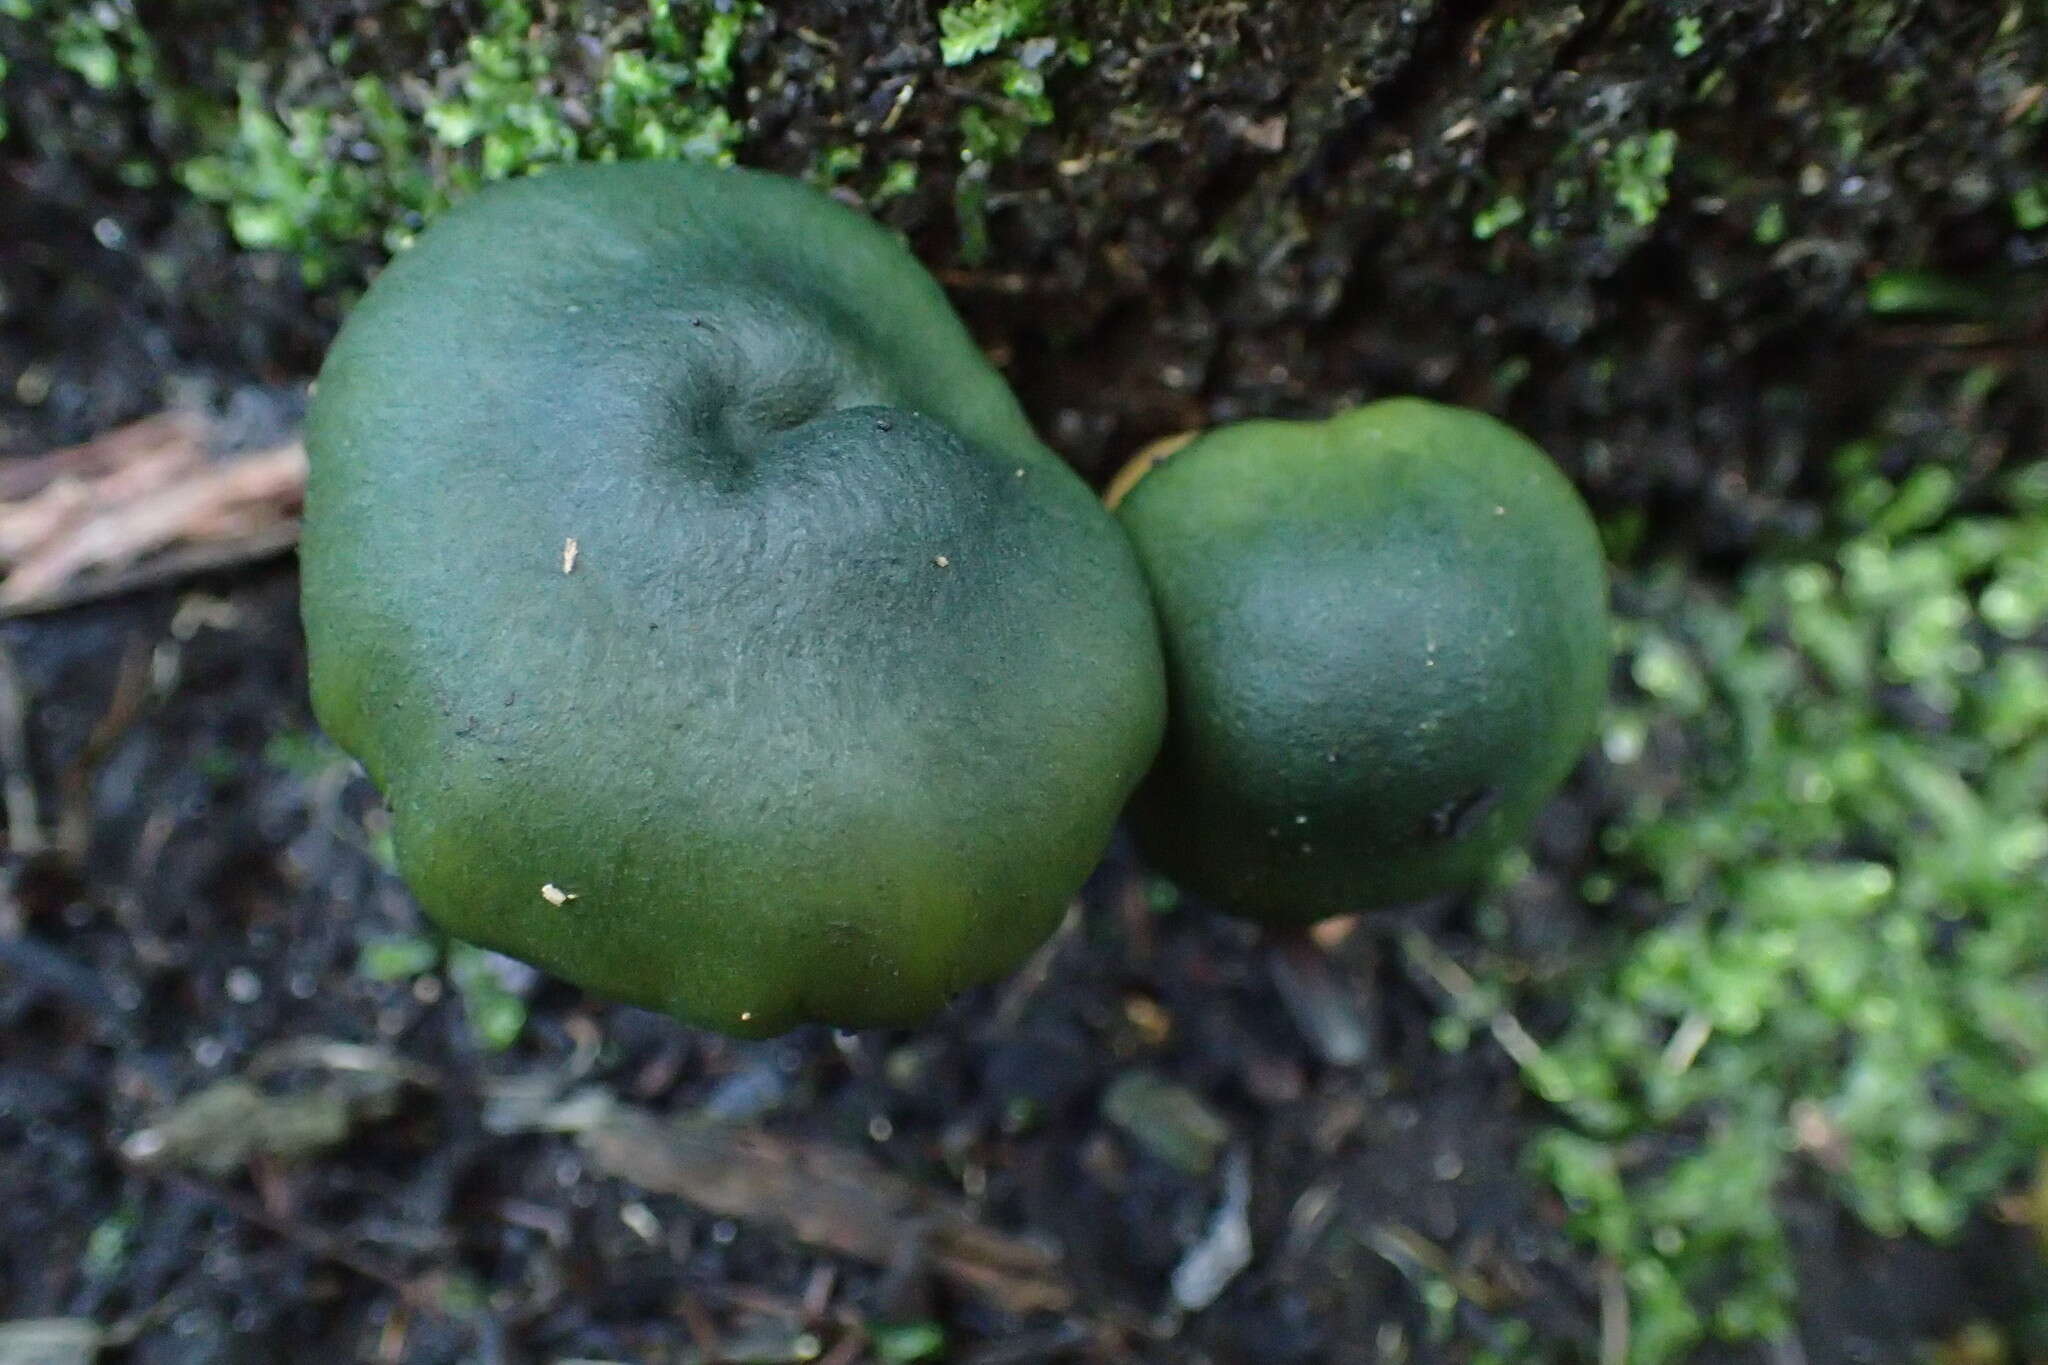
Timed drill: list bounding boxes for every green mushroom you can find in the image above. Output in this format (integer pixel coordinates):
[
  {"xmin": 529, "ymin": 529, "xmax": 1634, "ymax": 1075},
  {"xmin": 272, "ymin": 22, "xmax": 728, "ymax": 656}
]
[
  {"xmin": 302, "ymin": 162, "xmax": 1166, "ymax": 1036},
  {"xmin": 1109, "ymin": 398, "xmax": 1610, "ymax": 924}
]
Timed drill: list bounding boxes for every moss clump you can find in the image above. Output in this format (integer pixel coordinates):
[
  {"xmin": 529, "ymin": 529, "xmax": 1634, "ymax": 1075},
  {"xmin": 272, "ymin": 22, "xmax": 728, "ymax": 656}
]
[
  {"xmin": 0, "ymin": 0, "xmax": 165, "ymax": 142},
  {"xmin": 937, "ymin": 0, "xmax": 1048, "ymax": 65},
  {"xmin": 935, "ymin": 0, "xmax": 1093, "ymax": 264},
  {"xmin": 1601, "ymin": 128, "xmax": 1680, "ymax": 230},
  {"xmin": 1439, "ymin": 442, "xmax": 2048, "ymax": 1359},
  {"xmin": 179, "ymin": 0, "xmax": 758, "ymax": 284}
]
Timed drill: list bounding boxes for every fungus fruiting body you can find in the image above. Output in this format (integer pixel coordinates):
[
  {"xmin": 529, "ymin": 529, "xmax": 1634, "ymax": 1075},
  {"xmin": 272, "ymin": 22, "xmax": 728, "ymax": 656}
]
[
  {"xmin": 1111, "ymin": 398, "xmax": 1610, "ymax": 923},
  {"xmin": 302, "ymin": 163, "xmax": 1166, "ymax": 1035}
]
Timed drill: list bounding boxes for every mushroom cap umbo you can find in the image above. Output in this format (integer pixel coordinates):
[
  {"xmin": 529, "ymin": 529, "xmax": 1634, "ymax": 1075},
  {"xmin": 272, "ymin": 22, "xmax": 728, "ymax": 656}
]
[
  {"xmin": 302, "ymin": 162, "xmax": 1166, "ymax": 1035},
  {"xmin": 1111, "ymin": 398, "xmax": 1609, "ymax": 923}
]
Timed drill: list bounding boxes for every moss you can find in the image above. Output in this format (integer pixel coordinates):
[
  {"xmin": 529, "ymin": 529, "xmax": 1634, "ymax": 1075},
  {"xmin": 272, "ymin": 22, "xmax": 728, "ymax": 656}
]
[
  {"xmin": 935, "ymin": 0, "xmax": 1092, "ymax": 264},
  {"xmin": 1752, "ymin": 200, "xmax": 1786, "ymax": 245},
  {"xmin": 874, "ymin": 158, "xmax": 921, "ymax": 203},
  {"xmin": 805, "ymin": 142, "xmax": 863, "ymax": 187},
  {"xmin": 1442, "ymin": 425, "xmax": 2048, "ymax": 1359},
  {"xmin": 178, "ymin": 0, "xmax": 758, "ymax": 284},
  {"xmin": 2, "ymin": 0, "xmax": 1190, "ymax": 278},
  {"xmin": 2015, "ymin": 180, "xmax": 2048, "ymax": 231},
  {"xmin": 163, "ymin": 0, "xmax": 1138, "ymax": 278},
  {"xmin": 1472, "ymin": 193, "xmax": 1525, "ymax": 241},
  {"xmin": 1601, "ymin": 128, "xmax": 1680, "ymax": 231},
  {"xmin": 0, "ymin": 0, "xmax": 155, "ymax": 136},
  {"xmin": 937, "ymin": 0, "xmax": 1048, "ymax": 66},
  {"xmin": 1670, "ymin": 15, "xmax": 1705, "ymax": 58}
]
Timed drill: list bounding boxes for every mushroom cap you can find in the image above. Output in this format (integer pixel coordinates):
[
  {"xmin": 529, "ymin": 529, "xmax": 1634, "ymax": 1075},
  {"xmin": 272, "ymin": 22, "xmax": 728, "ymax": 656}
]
[
  {"xmin": 1112, "ymin": 398, "xmax": 1609, "ymax": 922},
  {"xmin": 302, "ymin": 162, "xmax": 1165, "ymax": 1034}
]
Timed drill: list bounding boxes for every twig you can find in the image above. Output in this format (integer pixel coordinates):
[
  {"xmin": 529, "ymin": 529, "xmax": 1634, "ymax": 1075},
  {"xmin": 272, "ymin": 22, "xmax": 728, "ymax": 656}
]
[
  {"xmin": 676, "ymin": 1291, "xmax": 722, "ymax": 1357},
  {"xmin": 0, "ymin": 634, "xmax": 43, "ymax": 856},
  {"xmin": 576, "ymin": 1104, "xmax": 1075, "ymax": 1315},
  {"xmin": 932, "ymin": 267, "xmax": 1043, "ymax": 295},
  {"xmin": 1362, "ymin": 1221, "xmax": 1510, "ymax": 1312},
  {"xmin": 1, "ymin": 521, "xmax": 302, "ymax": 618},
  {"xmin": 54, "ymin": 631, "xmax": 152, "ymax": 860},
  {"xmin": 1, "ymin": 442, "xmax": 305, "ymax": 609},
  {"xmin": 130, "ymin": 1163, "xmax": 504, "ymax": 1362},
  {"xmin": 0, "ymin": 411, "xmax": 307, "ymax": 615},
  {"xmin": 1659, "ymin": 1011, "xmax": 1713, "ymax": 1076},
  {"xmin": 1767, "ymin": 1330, "xmax": 1810, "ymax": 1365},
  {"xmin": 1398, "ymin": 930, "xmax": 1555, "ymax": 1081},
  {"xmin": 375, "ymin": 1303, "xmax": 410, "ymax": 1364},
  {"xmin": 0, "ymin": 441, "xmax": 202, "ymax": 561},
  {"xmin": 103, "ymin": 1282, "xmax": 195, "ymax": 1350},
  {"xmin": 1170, "ymin": 1146, "xmax": 1254, "ymax": 1311},
  {"xmin": 0, "ymin": 932, "xmax": 125, "ymax": 1017},
  {"xmin": 987, "ymin": 900, "xmax": 1081, "ymax": 1035},
  {"xmin": 247, "ymin": 1037, "xmax": 444, "ymax": 1088},
  {"xmin": 0, "ymin": 411, "xmax": 207, "ymax": 502},
  {"xmin": 1598, "ymin": 1259, "xmax": 1628, "ymax": 1365}
]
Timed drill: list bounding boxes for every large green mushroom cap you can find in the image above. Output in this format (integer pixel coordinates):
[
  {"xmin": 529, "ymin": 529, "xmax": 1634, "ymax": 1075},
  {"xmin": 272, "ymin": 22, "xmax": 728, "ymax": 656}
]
[
  {"xmin": 302, "ymin": 162, "xmax": 1166, "ymax": 1035},
  {"xmin": 1112, "ymin": 398, "xmax": 1609, "ymax": 923}
]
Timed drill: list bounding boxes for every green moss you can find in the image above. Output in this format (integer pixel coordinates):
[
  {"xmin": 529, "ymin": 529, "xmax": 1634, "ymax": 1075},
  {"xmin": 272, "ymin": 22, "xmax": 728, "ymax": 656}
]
[
  {"xmin": 149, "ymin": 0, "xmax": 1100, "ymax": 273},
  {"xmin": 1603, "ymin": 128, "xmax": 1680, "ymax": 230},
  {"xmin": 0, "ymin": 0, "xmax": 157, "ymax": 138},
  {"xmin": 1472, "ymin": 193, "xmax": 1525, "ymax": 240},
  {"xmin": 1446, "ymin": 446, "xmax": 2048, "ymax": 1359},
  {"xmin": 806, "ymin": 142, "xmax": 864, "ymax": 187},
  {"xmin": 939, "ymin": 3, "xmax": 1082, "ymax": 265},
  {"xmin": 2015, "ymin": 179, "xmax": 2048, "ymax": 231},
  {"xmin": 1752, "ymin": 200, "xmax": 1786, "ymax": 245},
  {"xmin": 875, "ymin": 158, "xmax": 921, "ymax": 203},
  {"xmin": 937, "ymin": 0, "xmax": 1048, "ymax": 66},
  {"xmin": 1, "ymin": 0, "xmax": 1218, "ymax": 272},
  {"xmin": 178, "ymin": 0, "xmax": 757, "ymax": 284},
  {"xmin": 1474, "ymin": 192, "xmax": 1523, "ymax": 240}
]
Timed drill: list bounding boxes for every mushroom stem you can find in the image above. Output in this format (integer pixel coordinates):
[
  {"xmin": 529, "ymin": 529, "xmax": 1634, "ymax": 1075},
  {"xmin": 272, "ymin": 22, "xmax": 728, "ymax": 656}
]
[{"xmin": 1102, "ymin": 430, "xmax": 1198, "ymax": 510}]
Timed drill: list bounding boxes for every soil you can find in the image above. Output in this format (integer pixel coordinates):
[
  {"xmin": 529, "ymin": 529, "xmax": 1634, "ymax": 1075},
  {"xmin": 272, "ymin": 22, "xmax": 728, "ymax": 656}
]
[{"xmin": 2, "ymin": 1, "xmax": 2046, "ymax": 1361}]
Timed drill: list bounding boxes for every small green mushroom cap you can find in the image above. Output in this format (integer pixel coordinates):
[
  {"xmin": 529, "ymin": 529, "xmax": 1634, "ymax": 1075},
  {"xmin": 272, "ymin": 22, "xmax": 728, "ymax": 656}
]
[
  {"xmin": 302, "ymin": 162, "xmax": 1166, "ymax": 1035},
  {"xmin": 1111, "ymin": 398, "xmax": 1609, "ymax": 923}
]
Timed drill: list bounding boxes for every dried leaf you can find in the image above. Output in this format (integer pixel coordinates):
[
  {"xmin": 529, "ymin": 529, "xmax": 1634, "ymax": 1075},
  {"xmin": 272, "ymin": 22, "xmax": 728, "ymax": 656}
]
[
  {"xmin": 577, "ymin": 1105, "xmax": 1072, "ymax": 1315},
  {"xmin": 120, "ymin": 1074, "xmax": 400, "ymax": 1177},
  {"xmin": 1101, "ymin": 1071, "xmax": 1231, "ymax": 1177}
]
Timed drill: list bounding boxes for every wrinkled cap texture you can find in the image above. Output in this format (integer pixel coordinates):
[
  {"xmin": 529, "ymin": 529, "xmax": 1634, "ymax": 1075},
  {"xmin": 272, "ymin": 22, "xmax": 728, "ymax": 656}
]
[
  {"xmin": 301, "ymin": 162, "xmax": 1166, "ymax": 1035},
  {"xmin": 1114, "ymin": 398, "xmax": 1610, "ymax": 923}
]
